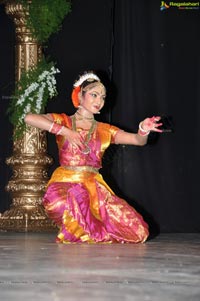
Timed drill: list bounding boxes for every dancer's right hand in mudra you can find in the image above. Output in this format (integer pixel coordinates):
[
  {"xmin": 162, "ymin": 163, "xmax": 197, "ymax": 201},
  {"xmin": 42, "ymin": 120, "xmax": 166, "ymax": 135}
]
[{"xmin": 62, "ymin": 127, "xmax": 85, "ymax": 148}]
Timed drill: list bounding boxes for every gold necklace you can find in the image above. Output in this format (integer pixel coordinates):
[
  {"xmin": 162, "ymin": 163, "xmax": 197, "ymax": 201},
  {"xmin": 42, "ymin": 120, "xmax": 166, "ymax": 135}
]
[
  {"xmin": 75, "ymin": 111, "xmax": 94, "ymax": 121},
  {"xmin": 72, "ymin": 115, "xmax": 96, "ymax": 154}
]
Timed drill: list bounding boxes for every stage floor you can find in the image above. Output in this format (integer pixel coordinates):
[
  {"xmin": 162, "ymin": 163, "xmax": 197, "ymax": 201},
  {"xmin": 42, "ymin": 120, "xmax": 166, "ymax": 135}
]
[{"xmin": 0, "ymin": 232, "xmax": 199, "ymax": 301}]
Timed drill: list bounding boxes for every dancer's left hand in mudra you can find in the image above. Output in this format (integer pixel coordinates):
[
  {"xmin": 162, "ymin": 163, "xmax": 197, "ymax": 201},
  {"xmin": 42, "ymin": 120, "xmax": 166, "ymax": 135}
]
[{"xmin": 140, "ymin": 116, "xmax": 163, "ymax": 133}]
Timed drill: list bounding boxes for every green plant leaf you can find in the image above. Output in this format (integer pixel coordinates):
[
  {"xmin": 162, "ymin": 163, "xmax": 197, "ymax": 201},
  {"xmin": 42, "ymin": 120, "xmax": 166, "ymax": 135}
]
[{"xmin": 20, "ymin": 0, "xmax": 71, "ymax": 43}]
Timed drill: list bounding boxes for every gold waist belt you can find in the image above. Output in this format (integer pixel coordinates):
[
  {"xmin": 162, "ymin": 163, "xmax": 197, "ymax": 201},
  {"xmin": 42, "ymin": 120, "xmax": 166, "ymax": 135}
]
[{"xmin": 62, "ymin": 165, "xmax": 100, "ymax": 173}]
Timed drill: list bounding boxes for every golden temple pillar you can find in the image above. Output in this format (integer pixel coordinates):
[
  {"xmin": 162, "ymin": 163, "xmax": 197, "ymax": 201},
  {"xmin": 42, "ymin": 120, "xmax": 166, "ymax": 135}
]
[{"xmin": 0, "ymin": 1, "xmax": 57, "ymax": 231}]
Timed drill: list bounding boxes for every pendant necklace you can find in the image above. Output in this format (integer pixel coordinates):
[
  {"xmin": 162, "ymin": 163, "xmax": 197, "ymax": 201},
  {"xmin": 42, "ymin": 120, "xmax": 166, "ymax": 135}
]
[{"xmin": 72, "ymin": 115, "xmax": 96, "ymax": 154}]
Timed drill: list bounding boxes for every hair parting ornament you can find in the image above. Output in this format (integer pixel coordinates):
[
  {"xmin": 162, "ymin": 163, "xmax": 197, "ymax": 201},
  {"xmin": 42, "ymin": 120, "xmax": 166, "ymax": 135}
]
[{"xmin": 71, "ymin": 71, "xmax": 102, "ymax": 108}]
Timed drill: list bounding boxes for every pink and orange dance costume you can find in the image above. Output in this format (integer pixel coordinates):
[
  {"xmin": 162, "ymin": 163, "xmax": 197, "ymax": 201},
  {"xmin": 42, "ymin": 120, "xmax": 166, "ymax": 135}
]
[{"xmin": 43, "ymin": 113, "xmax": 149, "ymax": 244}]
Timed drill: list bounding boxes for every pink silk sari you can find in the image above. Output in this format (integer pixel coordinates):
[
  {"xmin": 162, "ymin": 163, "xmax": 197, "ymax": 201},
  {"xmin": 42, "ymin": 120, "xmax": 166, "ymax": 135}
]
[{"xmin": 43, "ymin": 113, "xmax": 149, "ymax": 243}]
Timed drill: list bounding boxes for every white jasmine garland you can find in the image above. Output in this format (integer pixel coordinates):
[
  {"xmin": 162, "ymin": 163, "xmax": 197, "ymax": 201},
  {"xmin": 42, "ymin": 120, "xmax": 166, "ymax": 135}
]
[
  {"xmin": 16, "ymin": 66, "xmax": 60, "ymax": 115},
  {"xmin": 35, "ymin": 83, "xmax": 45, "ymax": 113},
  {"xmin": 20, "ymin": 103, "xmax": 31, "ymax": 123},
  {"xmin": 16, "ymin": 82, "xmax": 39, "ymax": 106},
  {"xmin": 9, "ymin": 61, "xmax": 60, "ymax": 138}
]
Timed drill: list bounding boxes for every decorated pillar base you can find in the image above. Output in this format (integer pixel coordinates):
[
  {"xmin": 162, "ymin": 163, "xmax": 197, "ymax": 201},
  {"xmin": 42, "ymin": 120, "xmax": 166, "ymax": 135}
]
[
  {"xmin": 0, "ymin": 127, "xmax": 57, "ymax": 232},
  {"xmin": 0, "ymin": 205, "xmax": 57, "ymax": 233}
]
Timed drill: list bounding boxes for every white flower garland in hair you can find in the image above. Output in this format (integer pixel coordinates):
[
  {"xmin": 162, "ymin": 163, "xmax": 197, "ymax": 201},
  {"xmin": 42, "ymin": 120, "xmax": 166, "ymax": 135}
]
[{"xmin": 73, "ymin": 72, "xmax": 100, "ymax": 87}]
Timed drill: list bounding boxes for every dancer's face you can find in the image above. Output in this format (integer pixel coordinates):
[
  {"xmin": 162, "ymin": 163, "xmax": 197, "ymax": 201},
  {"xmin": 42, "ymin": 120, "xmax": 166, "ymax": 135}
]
[{"xmin": 80, "ymin": 83, "xmax": 106, "ymax": 114}]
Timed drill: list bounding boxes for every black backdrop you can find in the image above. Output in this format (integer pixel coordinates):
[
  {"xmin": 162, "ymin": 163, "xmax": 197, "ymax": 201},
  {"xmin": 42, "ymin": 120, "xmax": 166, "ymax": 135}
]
[{"xmin": 0, "ymin": 0, "xmax": 200, "ymax": 233}]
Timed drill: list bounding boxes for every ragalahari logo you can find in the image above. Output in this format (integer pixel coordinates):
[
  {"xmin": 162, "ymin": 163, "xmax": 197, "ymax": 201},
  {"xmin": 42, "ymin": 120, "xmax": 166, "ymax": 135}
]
[
  {"xmin": 160, "ymin": 1, "xmax": 200, "ymax": 11},
  {"xmin": 160, "ymin": 1, "xmax": 170, "ymax": 10}
]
